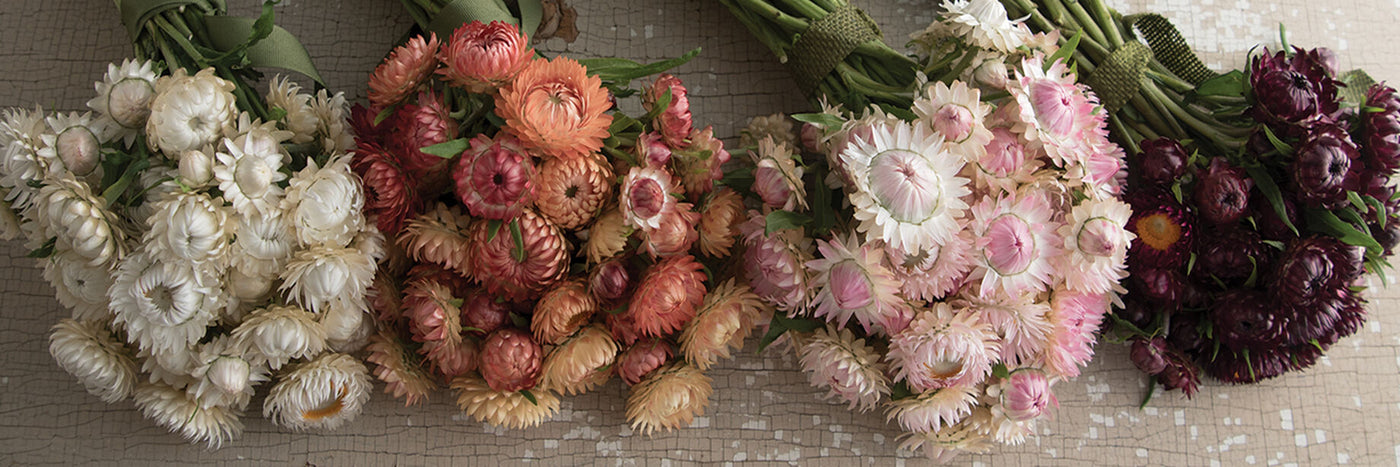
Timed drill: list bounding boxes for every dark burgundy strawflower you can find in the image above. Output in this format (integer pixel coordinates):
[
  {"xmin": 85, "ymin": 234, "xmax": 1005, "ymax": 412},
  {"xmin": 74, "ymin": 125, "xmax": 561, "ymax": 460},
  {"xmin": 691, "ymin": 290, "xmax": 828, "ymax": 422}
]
[
  {"xmin": 1131, "ymin": 267, "xmax": 1187, "ymax": 307},
  {"xmin": 1248, "ymin": 48, "xmax": 1336, "ymax": 126},
  {"xmin": 1115, "ymin": 298, "xmax": 1155, "ymax": 331},
  {"xmin": 1252, "ymin": 190, "xmax": 1301, "ymax": 241},
  {"xmin": 1194, "ymin": 227, "xmax": 1270, "ymax": 283},
  {"xmin": 1375, "ymin": 219, "xmax": 1400, "ymax": 255},
  {"xmin": 1168, "ymin": 311, "xmax": 1206, "ymax": 353},
  {"xmin": 1270, "ymin": 236, "xmax": 1344, "ymax": 307},
  {"xmin": 1283, "ymin": 292, "xmax": 1343, "ymax": 345},
  {"xmin": 1138, "ymin": 138, "xmax": 1190, "ymax": 185},
  {"xmin": 1130, "ymin": 337, "xmax": 1169, "ymax": 375},
  {"xmin": 1292, "ymin": 125, "xmax": 1359, "ymax": 207},
  {"xmin": 1126, "ymin": 188, "xmax": 1195, "ymax": 269},
  {"xmin": 1362, "ymin": 83, "xmax": 1400, "ymax": 171},
  {"xmin": 1156, "ymin": 352, "xmax": 1200, "ymax": 397},
  {"xmin": 1203, "ymin": 345, "xmax": 1292, "ymax": 384},
  {"xmin": 1194, "ymin": 157, "xmax": 1253, "ymax": 225},
  {"xmin": 1210, "ymin": 289, "xmax": 1288, "ymax": 350}
]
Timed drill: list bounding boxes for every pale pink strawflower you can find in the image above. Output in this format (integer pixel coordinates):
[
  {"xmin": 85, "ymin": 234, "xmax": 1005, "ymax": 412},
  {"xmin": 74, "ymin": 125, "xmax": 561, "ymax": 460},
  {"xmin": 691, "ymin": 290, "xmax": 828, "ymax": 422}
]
[
  {"xmin": 841, "ymin": 120, "xmax": 971, "ymax": 256},
  {"xmin": 751, "ymin": 136, "xmax": 807, "ymax": 211},
  {"xmin": 798, "ymin": 326, "xmax": 890, "ymax": 412},
  {"xmin": 437, "ymin": 21, "xmax": 534, "ymax": 93},
  {"xmin": 970, "ymin": 126, "xmax": 1041, "ymax": 195},
  {"xmin": 1009, "ymin": 55, "xmax": 1099, "ymax": 168},
  {"xmin": 635, "ymin": 131, "xmax": 672, "ymax": 168},
  {"xmin": 1059, "ymin": 198, "xmax": 1134, "ymax": 295},
  {"xmin": 1040, "ymin": 288, "xmax": 1109, "ymax": 378},
  {"xmin": 968, "ymin": 191, "xmax": 1062, "ymax": 298},
  {"xmin": 885, "ymin": 385, "xmax": 978, "ymax": 433},
  {"xmin": 453, "ymin": 134, "xmax": 536, "ymax": 220},
  {"xmin": 884, "ymin": 226, "xmax": 973, "ymax": 302},
  {"xmin": 620, "ymin": 166, "xmax": 677, "ymax": 231},
  {"xmin": 740, "ymin": 213, "xmax": 814, "ymax": 312},
  {"xmin": 888, "ymin": 302, "xmax": 1001, "ymax": 392},
  {"xmin": 999, "ymin": 368, "xmax": 1057, "ymax": 421},
  {"xmin": 807, "ymin": 233, "xmax": 908, "ymax": 335},
  {"xmin": 913, "ymin": 80, "xmax": 992, "ymax": 163},
  {"xmin": 963, "ymin": 291, "xmax": 1052, "ymax": 364}
]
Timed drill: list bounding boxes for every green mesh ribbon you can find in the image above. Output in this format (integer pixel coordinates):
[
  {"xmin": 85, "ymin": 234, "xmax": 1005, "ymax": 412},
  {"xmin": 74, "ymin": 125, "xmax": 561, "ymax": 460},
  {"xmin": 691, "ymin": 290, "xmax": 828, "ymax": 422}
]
[
  {"xmin": 1339, "ymin": 69, "xmax": 1377, "ymax": 106},
  {"xmin": 785, "ymin": 4, "xmax": 882, "ymax": 97},
  {"xmin": 1130, "ymin": 13, "xmax": 1218, "ymax": 86},
  {"xmin": 117, "ymin": 0, "xmax": 324, "ymax": 85},
  {"xmin": 1086, "ymin": 41, "xmax": 1152, "ymax": 114},
  {"xmin": 425, "ymin": 0, "xmax": 542, "ymax": 43}
]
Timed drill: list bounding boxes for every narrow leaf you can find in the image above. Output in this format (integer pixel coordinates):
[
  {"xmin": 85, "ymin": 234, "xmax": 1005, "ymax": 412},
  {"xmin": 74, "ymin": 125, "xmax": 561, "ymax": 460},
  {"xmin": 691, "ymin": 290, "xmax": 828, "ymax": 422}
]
[
  {"xmin": 579, "ymin": 48, "xmax": 701, "ymax": 83},
  {"xmin": 510, "ymin": 219, "xmax": 525, "ymax": 263},
  {"xmin": 790, "ymin": 112, "xmax": 844, "ymax": 128},
  {"xmin": 765, "ymin": 210, "xmax": 812, "ymax": 235},
  {"xmin": 487, "ymin": 219, "xmax": 503, "ymax": 243},
  {"xmin": 518, "ymin": 389, "xmax": 539, "ymax": 406},
  {"xmin": 420, "ymin": 138, "xmax": 471, "ymax": 159},
  {"xmin": 1244, "ymin": 165, "xmax": 1299, "ymax": 235}
]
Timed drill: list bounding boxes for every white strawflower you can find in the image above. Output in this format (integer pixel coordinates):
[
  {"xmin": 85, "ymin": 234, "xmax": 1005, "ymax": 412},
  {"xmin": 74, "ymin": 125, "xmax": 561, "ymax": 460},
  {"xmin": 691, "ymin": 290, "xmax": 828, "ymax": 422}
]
[
  {"xmin": 144, "ymin": 191, "xmax": 231, "ymax": 270},
  {"xmin": 841, "ymin": 120, "xmax": 971, "ymax": 256},
  {"xmin": 0, "ymin": 192, "xmax": 22, "ymax": 240},
  {"xmin": 232, "ymin": 305, "xmax": 327, "ymax": 370},
  {"xmin": 265, "ymin": 76, "xmax": 319, "ymax": 145},
  {"xmin": 318, "ymin": 300, "xmax": 372, "ymax": 352},
  {"xmin": 146, "ymin": 68, "xmax": 237, "ymax": 156},
  {"xmin": 230, "ymin": 212, "xmax": 293, "ymax": 277},
  {"xmin": 350, "ymin": 224, "xmax": 388, "ymax": 265},
  {"xmin": 88, "ymin": 59, "xmax": 159, "ymax": 147},
  {"xmin": 38, "ymin": 111, "xmax": 108, "ymax": 180},
  {"xmin": 134, "ymin": 382, "xmax": 243, "ymax": 448},
  {"xmin": 1059, "ymin": 198, "xmax": 1134, "ymax": 295},
  {"xmin": 280, "ymin": 245, "xmax": 375, "ymax": 313},
  {"xmin": 226, "ymin": 266, "xmax": 275, "ymax": 303},
  {"xmin": 281, "ymin": 154, "xmax": 364, "ymax": 248},
  {"xmin": 214, "ymin": 126, "xmax": 289, "ymax": 216},
  {"xmin": 43, "ymin": 249, "xmax": 115, "ymax": 321},
  {"xmin": 798, "ymin": 325, "xmax": 890, "ymax": 412},
  {"xmin": 129, "ymin": 165, "xmax": 182, "ymax": 227},
  {"xmin": 309, "ymin": 88, "xmax": 355, "ymax": 153},
  {"xmin": 189, "ymin": 335, "xmax": 269, "ymax": 410},
  {"xmin": 0, "ymin": 106, "xmax": 52, "ymax": 209},
  {"xmin": 263, "ymin": 353, "xmax": 372, "ymax": 431},
  {"xmin": 110, "ymin": 251, "xmax": 220, "ymax": 355},
  {"xmin": 913, "ymin": 80, "xmax": 992, "ymax": 163},
  {"xmin": 37, "ymin": 173, "xmax": 127, "ymax": 267},
  {"xmin": 138, "ymin": 344, "xmax": 199, "ymax": 389},
  {"xmin": 177, "ymin": 146, "xmax": 217, "ymax": 188},
  {"xmin": 48, "ymin": 319, "xmax": 138, "ymax": 403},
  {"xmin": 940, "ymin": 0, "xmax": 1029, "ymax": 53}
]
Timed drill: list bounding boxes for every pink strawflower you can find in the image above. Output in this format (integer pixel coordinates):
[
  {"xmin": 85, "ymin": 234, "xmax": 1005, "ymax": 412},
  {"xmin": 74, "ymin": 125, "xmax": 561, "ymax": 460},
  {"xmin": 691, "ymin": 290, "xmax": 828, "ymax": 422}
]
[
  {"xmin": 799, "ymin": 326, "xmax": 890, "ymax": 412},
  {"xmin": 616, "ymin": 338, "xmax": 672, "ymax": 386},
  {"xmin": 999, "ymin": 368, "xmax": 1057, "ymax": 422},
  {"xmin": 672, "ymin": 126, "xmax": 731, "ymax": 199},
  {"xmin": 642, "ymin": 205, "xmax": 700, "ymax": 258},
  {"xmin": 1059, "ymin": 198, "xmax": 1134, "ymax": 295},
  {"xmin": 478, "ymin": 328, "xmax": 543, "ymax": 392},
  {"xmin": 453, "ymin": 134, "xmax": 536, "ymax": 220},
  {"xmin": 368, "ymin": 34, "xmax": 440, "ymax": 108},
  {"xmin": 884, "ymin": 225, "xmax": 973, "ymax": 302},
  {"xmin": 807, "ymin": 233, "xmax": 910, "ymax": 335},
  {"xmin": 644, "ymin": 74, "xmax": 693, "ymax": 148},
  {"xmin": 438, "ymin": 21, "xmax": 534, "ymax": 93},
  {"xmin": 1040, "ymin": 288, "xmax": 1109, "ymax": 378},
  {"xmin": 635, "ymin": 131, "xmax": 672, "ymax": 168},
  {"xmin": 620, "ymin": 166, "xmax": 678, "ymax": 230},
  {"xmin": 389, "ymin": 91, "xmax": 457, "ymax": 176},
  {"xmin": 963, "ymin": 292, "xmax": 1052, "ymax": 365},
  {"xmin": 968, "ymin": 191, "xmax": 1062, "ymax": 298},
  {"xmin": 969, "ymin": 126, "xmax": 1041, "ymax": 195},
  {"xmin": 1008, "ymin": 55, "xmax": 1099, "ymax": 168},
  {"xmin": 888, "ymin": 302, "xmax": 1000, "ymax": 392},
  {"xmin": 740, "ymin": 213, "xmax": 814, "ymax": 312}
]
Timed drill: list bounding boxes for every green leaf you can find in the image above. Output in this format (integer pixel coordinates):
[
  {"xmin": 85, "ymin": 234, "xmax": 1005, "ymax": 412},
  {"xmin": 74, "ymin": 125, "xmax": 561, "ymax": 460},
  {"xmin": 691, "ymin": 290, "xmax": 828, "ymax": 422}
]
[
  {"xmin": 487, "ymin": 219, "xmax": 503, "ymax": 243},
  {"xmin": 461, "ymin": 326, "xmax": 485, "ymax": 334},
  {"xmin": 1362, "ymin": 194, "xmax": 1387, "ymax": 227},
  {"xmin": 508, "ymin": 312, "xmax": 530, "ymax": 329},
  {"xmin": 605, "ymin": 303, "xmax": 628, "ymax": 315},
  {"xmin": 756, "ymin": 313, "xmax": 824, "ymax": 353},
  {"xmin": 1046, "ymin": 30, "xmax": 1082, "ymax": 71},
  {"xmin": 1170, "ymin": 182, "xmax": 1184, "ymax": 204},
  {"xmin": 26, "ymin": 237, "xmax": 55, "ymax": 259},
  {"xmin": 518, "ymin": 389, "xmax": 539, "ymax": 406},
  {"xmin": 641, "ymin": 88, "xmax": 672, "ymax": 123},
  {"xmin": 1186, "ymin": 251, "xmax": 1197, "ymax": 276},
  {"xmin": 1139, "ymin": 379, "xmax": 1157, "ymax": 410},
  {"xmin": 1347, "ymin": 191, "xmax": 1367, "ymax": 212},
  {"xmin": 1195, "ymin": 70, "xmax": 1246, "ymax": 98},
  {"xmin": 1259, "ymin": 125, "xmax": 1294, "ymax": 156},
  {"xmin": 373, "ymin": 105, "xmax": 397, "ymax": 126},
  {"xmin": 992, "ymin": 363, "xmax": 1010, "ymax": 379},
  {"xmin": 790, "ymin": 112, "xmax": 844, "ymax": 129},
  {"xmin": 764, "ymin": 210, "xmax": 811, "ymax": 235},
  {"xmin": 447, "ymin": 298, "xmax": 465, "ymax": 309},
  {"xmin": 1244, "ymin": 255, "xmax": 1259, "ymax": 288},
  {"xmin": 510, "ymin": 219, "xmax": 526, "ymax": 263},
  {"xmin": 1262, "ymin": 240, "xmax": 1286, "ymax": 250},
  {"xmin": 267, "ymin": 106, "xmax": 288, "ymax": 122},
  {"xmin": 1244, "ymin": 165, "xmax": 1299, "ymax": 235},
  {"xmin": 810, "ymin": 167, "xmax": 836, "ymax": 237},
  {"xmin": 420, "ymin": 138, "xmax": 471, "ymax": 159},
  {"xmin": 889, "ymin": 381, "xmax": 914, "ymax": 400},
  {"xmin": 1304, "ymin": 207, "xmax": 1383, "ymax": 253},
  {"xmin": 579, "ymin": 48, "xmax": 701, "ymax": 83}
]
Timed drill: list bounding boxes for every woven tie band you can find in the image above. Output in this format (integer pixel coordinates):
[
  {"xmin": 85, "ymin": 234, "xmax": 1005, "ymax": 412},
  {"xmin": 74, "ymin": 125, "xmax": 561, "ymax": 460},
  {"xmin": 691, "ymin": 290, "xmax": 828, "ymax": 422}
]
[
  {"xmin": 785, "ymin": 4, "xmax": 882, "ymax": 97},
  {"xmin": 1131, "ymin": 13, "xmax": 1217, "ymax": 86},
  {"xmin": 1086, "ymin": 41, "xmax": 1152, "ymax": 114}
]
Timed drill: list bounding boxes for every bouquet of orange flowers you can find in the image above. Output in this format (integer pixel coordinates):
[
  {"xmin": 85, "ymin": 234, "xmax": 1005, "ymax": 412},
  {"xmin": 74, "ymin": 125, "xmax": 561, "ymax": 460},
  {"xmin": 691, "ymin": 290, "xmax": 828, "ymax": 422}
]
[{"xmin": 352, "ymin": 20, "xmax": 763, "ymax": 433}]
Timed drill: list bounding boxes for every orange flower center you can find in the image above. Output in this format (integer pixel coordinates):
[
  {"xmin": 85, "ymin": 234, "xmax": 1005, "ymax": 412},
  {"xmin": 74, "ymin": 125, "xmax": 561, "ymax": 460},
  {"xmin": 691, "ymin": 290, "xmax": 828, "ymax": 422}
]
[
  {"xmin": 301, "ymin": 386, "xmax": 348, "ymax": 421},
  {"xmin": 1134, "ymin": 213, "xmax": 1182, "ymax": 251}
]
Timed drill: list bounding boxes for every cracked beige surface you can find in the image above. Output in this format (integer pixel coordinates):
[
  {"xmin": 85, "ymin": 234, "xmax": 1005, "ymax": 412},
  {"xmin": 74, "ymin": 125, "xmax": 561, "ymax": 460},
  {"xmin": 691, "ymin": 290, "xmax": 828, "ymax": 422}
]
[{"xmin": 0, "ymin": 0, "xmax": 1398, "ymax": 464}]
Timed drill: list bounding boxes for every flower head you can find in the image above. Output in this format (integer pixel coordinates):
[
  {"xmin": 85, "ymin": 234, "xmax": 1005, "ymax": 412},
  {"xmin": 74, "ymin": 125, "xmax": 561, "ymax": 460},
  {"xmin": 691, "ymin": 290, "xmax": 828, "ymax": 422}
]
[
  {"xmin": 479, "ymin": 328, "xmax": 544, "ymax": 392},
  {"xmin": 888, "ymin": 302, "xmax": 1000, "ymax": 391},
  {"xmin": 808, "ymin": 233, "xmax": 909, "ymax": 335},
  {"xmin": 914, "ymin": 80, "xmax": 992, "ymax": 162},
  {"xmin": 453, "ymin": 134, "xmax": 536, "ymax": 220},
  {"xmin": 351, "ymin": 142, "xmax": 419, "ymax": 234},
  {"xmin": 679, "ymin": 279, "xmax": 765, "ymax": 370},
  {"xmin": 398, "ymin": 203, "xmax": 474, "ymax": 276},
  {"xmin": 585, "ymin": 206, "xmax": 633, "ymax": 263},
  {"xmin": 697, "ymin": 188, "xmax": 745, "ymax": 258},
  {"xmin": 1194, "ymin": 157, "xmax": 1254, "ymax": 225},
  {"xmin": 263, "ymin": 353, "xmax": 372, "ymax": 431},
  {"xmin": 282, "ymin": 154, "xmax": 366, "ymax": 248},
  {"xmin": 231, "ymin": 305, "xmax": 327, "ymax": 370},
  {"xmin": 886, "ymin": 386, "xmax": 978, "ymax": 433},
  {"xmin": 146, "ymin": 68, "xmax": 237, "ymax": 155},
  {"xmin": 49, "ymin": 319, "xmax": 138, "ymax": 403},
  {"xmin": 387, "ymin": 91, "xmax": 457, "ymax": 176},
  {"xmin": 531, "ymin": 280, "xmax": 598, "ymax": 344},
  {"xmin": 644, "ymin": 74, "xmax": 694, "ymax": 147},
  {"xmin": 884, "ymin": 227, "xmax": 973, "ymax": 302},
  {"xmin": 37, "ymin": 175, "xmax": 127, "ymax": 266},
  {"xmin": 1060, "ymin": 198, "xmax": 1134, "ymax": 295},
  {"xmin": 110, "ymin": 252, "xmax": 220, "ymax": 355},
  {"xmin": 999, "ymin": 368, "xmax": 1056, "ymax": 421},
  {"xmin": 798, "ymin": 326, "xmax": 890, "ymax": 412},
  {"xmin": 368, "ymin": 34, "xmax": 440, "ymax": 108},
  {"xmin": 469, "ymin": 210, "xmax": 569, "ymax": 300},
  {"xmin": 620, "ymin": 165, "xmax": 679, "ymax": 231},
  {"xmin": 626, "ymin": 363, "xmax": 712, "ymax": 436},
  {"xmin": 44, "ymin": 250, "xmax": 115, "ymax": 321},
  {"xmin": 134, "ymin": 382, "xmax": 243, "ymax": 448},
  {"xmin": 452, "ymin": 374, "xmax": 560, "ymax": 429},
  {"xmin": 280, "ymin": 245, "xmax": 376, "ymax": 314},
  {"xmin": 539, "ymin": 324, "xmax": 618, "ymax": 395},
  {"xmin": 214, "ymin": 130, "xmax": 289, "ymax": 216},
  {"xmin": 365, "ymin": 330, "xmax": 437, "ymax": 406},
  {"xmin": 672, "ymin": 126, "xmax": 730, "ymax": 199},
  {"xmin": 842, "ymin": 120, "xmax": 971, "ymax": 255},
  {"xmin": 617, "ymin": 338, "xmax": 673, "ymax": 386},
  {"xmin": 1040, "ymin": 289, "xmax": 1108, "ymax": 378},
  {"xmin": 438, "ymin": 21, "xmax": 534, "ymax": 93},
  {"xmin": 626, "ymin": 255, "xmax": 707, "ymax": 338},
  {"xmin": 39, "ymin": 111, "xmax": 107, "ymax": 179},
  {"xmin": 144, "ymin": 191, "xmax": 231, "ymax": 269},
  {"xmin": 535, "ymin": 153, "xmax": 612, "ymax": 230},
  {"xmin": 751, "ymin": 136, "xmax": 808, "ymax": 211},
  {"xmin": 1126, "ymin": 188, "xmax": 1194, "ymax": 269},
  {"xmin": 641, "ymin": 205, "xmax": 699, "ymax": 258},
  {"xmin": 940, "ymin": 0, "xmax": 1030, "ymax": 52},
  {"xmin": 740, "ymin": 213, "xmax": 814, "ymax": 311},
  {"xmin": 189, "ymin": 336, "xmax": 267, "ymax": 410},
  {"xmin": 496, "ymin": 56, "xmax": 612, "ymax": 159},
  {"xmin": 88, "ymin": 59, "xmax": 159, "ymax": 145},
  {"xmin": 1008, "ymin": 55, "xmax": 1097, "ymax": 168},
  {"xmin": 968, "ymin": 191, "xmax": 1062, "ymax": 298}
]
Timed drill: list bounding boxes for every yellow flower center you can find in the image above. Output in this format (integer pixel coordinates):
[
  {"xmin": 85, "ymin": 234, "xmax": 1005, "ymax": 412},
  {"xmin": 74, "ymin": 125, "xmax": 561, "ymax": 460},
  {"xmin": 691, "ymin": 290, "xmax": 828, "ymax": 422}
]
[{"xmin": 1134, "ymin": 213, "xmax": 1182, "ymax": 252}]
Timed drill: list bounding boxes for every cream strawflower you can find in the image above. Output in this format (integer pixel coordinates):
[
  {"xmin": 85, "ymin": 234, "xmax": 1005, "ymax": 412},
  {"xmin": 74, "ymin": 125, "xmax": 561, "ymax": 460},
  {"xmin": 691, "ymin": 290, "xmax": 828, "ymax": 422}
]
[
  {"xmin": 679, "ymin": 279, "xmax": 765, "ymax": 370},
  {"xmin": 620, "ymin": 166, "xmax": 678, "ymax": 231},
  {"xmin": 0, "ymin": 191, "xmax": 22, "ymax": 240},
  {"xmin": 750, "ymin": 136, "xmax": 808, "ymax": 211},
  {"xmin": 897, "ymin": 409, "xmax": 994, "ymax": 462},
  {"xmin": 0, "ymin": 106, "xmax": 51, "ymax": 209},
  {"xmin": 214, "ymin": 125, "xmax": 290, "ymax": 216},
  {"xmin": 265, "ymin": 76, "xmax": 319, "ymax": 146},
  {"xmin": 626, "ymin": 363, "xmax": 713, "ymax": 436},
  {"xmin": 146, "ymin": 68, "xmax": 237, "ymax": 155},
  {"xmin": 739, "ymin": 113, "xmax": 797, "ymax": 149},
  {"xmin": 967, "ymin": 191, "xmax": 1062, "ymax": 298},
  {"xmin": 88, "ymin": 59, "xmax": 159, "ymax": 146},
  {"xmin": 37, "ymin": 173, "xmax": 126, "ymax": 266},
  {"xmin": 452, "ymin": 374, "xmax": 561, "ymax": 429},
  {"xmin": 177, "ymin": 146, "xmax": 217, "ymax": 187},
  {"xmin": 190, "ymin": 336, "xmax": 268, "ymax": 410},
  {"xmin": 282, "ymin": 154, "xmax": 365, "ymax": 248},
  {"xmin": 398, "ymin": 203, "xmax": 473, "ymax": 275},
  {"xmin": 807, "ymin": 233, "xmax": 909, "ymax": 335},
  {"xmin": 230, "ymin": 212, "xmax": 293, "ymax": 277},
  {"xmin": 319, "ymin": 300, "xmax": 373, "ymax": 353},
  {"xmin": 309, "ymin": 89, "xmax": 356, "ymax": 154},
  {"xmin": 1060, "ymin": 198, "xmax": 1134, "ymax": 295},
  {"xmin": 144, "ymin": 191, "xmax": 231, "ymax": 270},
  {"xmin": 280, "ymin": 245, "xmax": 376, "ymax": 314},
  {"xmin": 263, "ymin": 353, "xmax": 372, "ymax": 431},
  {"xmin": 888, "ymin": 302, "xmax": 1001, "ymax": 391},
  {"xmin": 48, "ymin": 319, "xmax": 138, "ymax": 403},
  {"xmin": 886, "ymin": 385, "xmax": 978, "ymax": 433},
  {"xmin": 539, "ymin": 324, "xmax": 618, "ymax": 396},
  {"xmin": 38, "ymin": 111, "xmax": 108, "ymax": 180},
  {"xmin": 232, "ymin": 305, "xmax": 327, "ymax": 370},
  {"xmin": 43, "ymin": 249, "xmax": 114, "ymax": 321},
  {"xmin": 842, "ymin": 120, "xmax": 971, "ymax": 256},
  {"xmin": 110, "ymin": 251, "xmax": 220, "ymax": 354},
  {"xmin": 366, "ymin": 330, "xmax": 437, "ymax": 406},
  {"xmin": 940, "ymin": 0, "xmax": 1030, "ymax": 53},
  {"xmin": 585, "ymin": 206, "xmax": 633, "ymax": 264},
  {"xmin": 134, "ymin": 382, "xmax": 243, "ymax": 448},
  {"xmin": 138, "ymin": 344, "xmax": 199, "ymax": 389},
  {"xmin": 797, "ymin": 326, "xmax": 890, "ymax": 412},
  {"xmin": 913, "ymin": 80, "xmax": 992, "ymax": 163}
]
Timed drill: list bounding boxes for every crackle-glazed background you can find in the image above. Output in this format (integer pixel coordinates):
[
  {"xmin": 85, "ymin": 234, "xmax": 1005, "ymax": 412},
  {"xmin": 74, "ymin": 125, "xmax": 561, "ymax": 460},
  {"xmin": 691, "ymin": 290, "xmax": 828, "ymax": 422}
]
[{"xmin": 1, "ymin": 0, "xmax": 1398, "ymax": 465}]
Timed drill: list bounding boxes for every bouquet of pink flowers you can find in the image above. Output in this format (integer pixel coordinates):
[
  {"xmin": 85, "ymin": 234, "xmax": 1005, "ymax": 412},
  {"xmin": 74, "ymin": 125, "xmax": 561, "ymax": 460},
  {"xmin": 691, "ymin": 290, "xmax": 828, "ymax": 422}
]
[
  {"xmin": 724, "ymin": 0, "xmax": 1134, "ymax": 461},
  {"xmin": 351, "ymin": 20, "xmax": 763, "ymax": 434}
]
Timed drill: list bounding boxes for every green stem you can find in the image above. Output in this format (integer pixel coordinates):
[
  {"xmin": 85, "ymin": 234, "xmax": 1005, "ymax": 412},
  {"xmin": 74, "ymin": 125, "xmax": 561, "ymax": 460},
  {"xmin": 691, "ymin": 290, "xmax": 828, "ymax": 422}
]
[
  {"xmin": 1141, "ymin": 81, "xmax": 1240, "ymax": 149},
  {"xmin": 730, "ymin": 0, "xmax": 809, "ymax": 33},
  {"xmin": 1064, "ymin": 0, "xmax": 1109, "ymax": 46},
  {"xmin": 1146, "ymin": 69, "xmax": 1195, "ymax": 94},
  {"xmin": 774, "ymin": 0, "xmax": 826, "ymax": 19},
  {"xmin": 1082, "ymin": 0, "xmax": 1123, "ymax": 47}
]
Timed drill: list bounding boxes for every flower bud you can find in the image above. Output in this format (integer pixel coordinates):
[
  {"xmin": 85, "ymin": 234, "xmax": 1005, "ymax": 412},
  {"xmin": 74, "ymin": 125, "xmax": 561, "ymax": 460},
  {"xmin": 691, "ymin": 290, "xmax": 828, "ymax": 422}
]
[
  {"xmin": 208, "ymin": 356, "xmax": 250, "ymax": 396},
  {"xmin": 1292, "ymin": 125, "xmax": 1358, "ymax": 207},
  {"xmin": 800, "ymin": 122, "xmax": 826, "ymax": 154},
  {"xmin": 644, "ymin": 74, "xmax": 693, "ymax": 148},
  {"xmin": 478, "ymin": 328, "xmax": 543, "ymax": 392},
  {"xmin": 56, "ymin": 126, "xmax": 102, "ymax": 177},
  {"xmin": 590, "ymin": 258, "xmax": 631, "ymax": 302},
  {"xmin": 1138, "ymin": 138, "xmax": 1188, "ymax": 184},
  {"xmin": 1001, "ymin": 369, "xmax": 1055, "ymax": 421},
  {"xmin": 1129, "ymin": 337, "xmax": 1168, "ymax": 375},
  {"xmin": 616, "ymin": 338, "xmax": 672, "ymax": 385},
  {"xmin": 179, "ymin": 148, "xmax": 216, "ymax": 186},
  {"xmin": 1193, "ymin": 157, "xmax": 1252, "ymax": 225},
  {"xmin": 636, "ymin": 132, "xmax": 671, "ymax": 168},
  {"xmin": 461, "ymin": 292, "xmax": 509, "ymax": 336}
]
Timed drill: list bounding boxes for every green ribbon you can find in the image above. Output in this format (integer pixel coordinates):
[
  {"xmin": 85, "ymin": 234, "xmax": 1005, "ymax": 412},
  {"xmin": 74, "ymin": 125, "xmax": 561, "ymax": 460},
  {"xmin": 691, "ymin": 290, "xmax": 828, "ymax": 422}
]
[
  {"xmin": 425, "ymin": 0, "xmax": 542, "ymax": 42},
  {"xmin": 1129, "ymin": 13, "xmax": 1218, "ymax": 86},
  {"xmin": 1086, "ymin": 41, "xmax": 1153, "ymax": 114},
  {"xmin": 117, "ymin": 0, "xmax": 324, "ymax": 86},
  {"xmin": 1339, "ymin": 69, "xmax": 1377, "ymax": 106},
  {"xmin": 785, "ymin": 4, "xmax": 882, "ymax": 97}
]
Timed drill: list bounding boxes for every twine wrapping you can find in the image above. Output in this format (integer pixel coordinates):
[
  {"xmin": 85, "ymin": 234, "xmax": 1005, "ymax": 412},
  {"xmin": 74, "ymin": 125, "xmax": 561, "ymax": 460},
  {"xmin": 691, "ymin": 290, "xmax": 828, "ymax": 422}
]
[
  {"xmin": 785, "ymin": 4, "xmax": 882, "ymax": 97},
  {"xmin": 1085, "ymin": 41, "xmax": 1152, "ymax": 114}
]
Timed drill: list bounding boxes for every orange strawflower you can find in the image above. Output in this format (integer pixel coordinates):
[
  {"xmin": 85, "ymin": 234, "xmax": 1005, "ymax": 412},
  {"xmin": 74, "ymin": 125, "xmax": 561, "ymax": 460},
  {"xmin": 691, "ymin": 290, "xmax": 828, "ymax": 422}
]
[
  {"xmin": 495, "ymin": 56, "xmax": 613, "ymax": 159},
  {"xmin": 535, "ymin": 154, "xmax": 613, "ymax": 230},
  {"xmin": 368, "ymin": 34, "xmax": 440, "ymax": 109}
]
